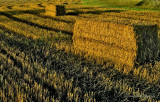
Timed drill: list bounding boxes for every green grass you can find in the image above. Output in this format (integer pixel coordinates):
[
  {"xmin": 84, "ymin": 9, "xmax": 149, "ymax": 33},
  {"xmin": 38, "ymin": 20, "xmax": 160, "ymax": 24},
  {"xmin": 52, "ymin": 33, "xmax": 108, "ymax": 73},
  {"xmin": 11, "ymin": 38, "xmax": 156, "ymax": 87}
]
[
  {"xmin": 82, "ymin": 0, "xmax": 160, "ymax": 11},
  {"xmin": 82, "ymin": 0, "xmax": 141, "ymax": 6}
]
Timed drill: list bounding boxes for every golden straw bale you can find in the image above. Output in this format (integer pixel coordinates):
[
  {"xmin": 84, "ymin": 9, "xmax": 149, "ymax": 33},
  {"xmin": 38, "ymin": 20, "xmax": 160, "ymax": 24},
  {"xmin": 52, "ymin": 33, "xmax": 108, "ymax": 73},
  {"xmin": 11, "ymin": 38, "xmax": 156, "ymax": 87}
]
[
  {"xmin": 45, "ymin": 11, "xmax": 56, "ymax": 17},
  {"xmin": 45, "ymin": 4, "xmax": 66, "ymax": 17},
  {"xmin": 73, "ymin": 19, "xmax": 159, "ymax": 68},
  {"xmin": 73, "ymin": 36, "xmax": 135, "ymax": 67}
]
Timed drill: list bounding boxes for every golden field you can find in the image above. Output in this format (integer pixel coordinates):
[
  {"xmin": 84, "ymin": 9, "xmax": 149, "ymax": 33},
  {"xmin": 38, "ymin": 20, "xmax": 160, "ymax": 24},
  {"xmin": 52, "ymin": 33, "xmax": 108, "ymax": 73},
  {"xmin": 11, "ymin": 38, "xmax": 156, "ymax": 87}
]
[{"xmin": 0, "ymin": 0, "xmax": 160, "ymax": 101}]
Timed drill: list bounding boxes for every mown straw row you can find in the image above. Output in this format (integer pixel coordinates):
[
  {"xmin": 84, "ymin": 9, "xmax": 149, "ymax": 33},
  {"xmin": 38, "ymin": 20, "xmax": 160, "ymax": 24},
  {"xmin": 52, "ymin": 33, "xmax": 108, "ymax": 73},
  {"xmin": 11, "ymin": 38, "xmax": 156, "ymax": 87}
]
[
  {"xmin": 0, "ymin": 15, "xmax": 52, "ymax": 39},
  {"xmin": 73, "ymin": 19, "xmax": 159, "ymax": 68},
  {"xmin": 14, "ymin": 14, "xmax": 74, "ymax": 33},
  {"xmin": 79, "ymin": 12, "xmax": 160, "ymax": 33}
]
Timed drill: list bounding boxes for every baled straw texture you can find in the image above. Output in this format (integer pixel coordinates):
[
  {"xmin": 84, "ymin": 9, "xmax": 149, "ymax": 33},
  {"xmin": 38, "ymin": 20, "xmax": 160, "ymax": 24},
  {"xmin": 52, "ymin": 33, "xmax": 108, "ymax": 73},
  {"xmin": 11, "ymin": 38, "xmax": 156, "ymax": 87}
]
[
  {"xmin": 73, "ymin": 19, "xmax": 158, "ymax": 68},
  {"xmin": 45, "ymin": 4, "xmax": 66, "ymax": 17}
]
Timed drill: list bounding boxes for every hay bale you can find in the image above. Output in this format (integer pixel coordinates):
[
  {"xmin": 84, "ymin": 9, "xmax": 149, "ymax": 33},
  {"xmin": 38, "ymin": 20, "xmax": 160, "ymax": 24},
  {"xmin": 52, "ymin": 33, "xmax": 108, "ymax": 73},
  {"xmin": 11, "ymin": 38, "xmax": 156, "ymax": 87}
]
[
  {"xmin": 73, "ymin": 19, "xmax": 159, "ymax": 68},
  {"xmin": 45, "ymin": 11, "xmax": 56, "ymax": 17},
  {"xmin": 45, "ymin": 4, "xmax": 66, "ymax": 16}
]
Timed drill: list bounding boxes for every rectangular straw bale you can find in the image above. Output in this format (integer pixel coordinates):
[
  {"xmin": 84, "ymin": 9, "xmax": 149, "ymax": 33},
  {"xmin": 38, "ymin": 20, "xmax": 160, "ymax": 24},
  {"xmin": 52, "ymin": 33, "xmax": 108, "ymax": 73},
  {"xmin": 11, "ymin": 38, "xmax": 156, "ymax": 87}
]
[
  {"xmin": 73, "ymin": 36, "xmax": 136, "ymax": 67},
  {"xmin": 73, "ymin": 19, "xmax": 159, "ymax": 67},
  {"xmin": 45, "ymin": 4, "xmax": 66, "ymax": 16},
  {"xmin": 46, "ymin": 4, "xmax": 57, "ymax": 11},
  {"xmin": 73, "ymin": 19, "xmax": 137, "ymax": 50},
  {"xmin": 45, "ymin": 11, "xmax": 56, "ymax": 17}
]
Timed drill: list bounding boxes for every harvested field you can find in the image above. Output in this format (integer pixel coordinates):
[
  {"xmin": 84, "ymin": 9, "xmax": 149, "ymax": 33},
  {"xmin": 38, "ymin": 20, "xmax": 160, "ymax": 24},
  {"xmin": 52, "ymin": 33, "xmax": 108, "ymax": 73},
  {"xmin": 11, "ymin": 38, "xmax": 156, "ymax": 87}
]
[{"xmin": 0, "ymin": 0, "xmax": 160, "ymax": 101}]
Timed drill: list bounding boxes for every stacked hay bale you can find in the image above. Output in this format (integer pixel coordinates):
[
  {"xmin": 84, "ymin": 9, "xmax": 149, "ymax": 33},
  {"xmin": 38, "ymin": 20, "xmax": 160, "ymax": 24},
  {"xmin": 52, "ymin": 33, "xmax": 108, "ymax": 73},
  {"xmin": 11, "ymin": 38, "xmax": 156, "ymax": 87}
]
[
  {"xmin": 45, "ymin": 4, "xmax": 66, "ymax": 17},
  {"xmin": 73, "ymin": 19, "xmax": 159, "ymax": 69}
]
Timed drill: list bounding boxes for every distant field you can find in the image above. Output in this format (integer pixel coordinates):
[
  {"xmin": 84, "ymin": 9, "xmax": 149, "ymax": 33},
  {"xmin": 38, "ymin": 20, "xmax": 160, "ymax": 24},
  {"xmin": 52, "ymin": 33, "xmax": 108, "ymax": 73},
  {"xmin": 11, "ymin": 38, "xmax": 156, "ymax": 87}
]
[
  {"xmin": 82, "ymin": 0, "xmax": 141, "ymax": 6},
  {"xmin": 82, "ymin": 0, "xmax": 160, "ymax": 10},
  {"xmin": 0, "ymin": 0, "xmax": 160, "ymax": 101}
]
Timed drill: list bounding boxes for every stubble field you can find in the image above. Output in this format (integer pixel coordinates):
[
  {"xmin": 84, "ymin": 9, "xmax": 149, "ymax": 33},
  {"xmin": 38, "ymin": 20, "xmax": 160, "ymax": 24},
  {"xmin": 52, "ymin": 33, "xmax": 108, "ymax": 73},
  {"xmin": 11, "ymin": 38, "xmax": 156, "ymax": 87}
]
[{"xmin": 0, "ymin": 0, "xmax": 160, "ymax": 101}]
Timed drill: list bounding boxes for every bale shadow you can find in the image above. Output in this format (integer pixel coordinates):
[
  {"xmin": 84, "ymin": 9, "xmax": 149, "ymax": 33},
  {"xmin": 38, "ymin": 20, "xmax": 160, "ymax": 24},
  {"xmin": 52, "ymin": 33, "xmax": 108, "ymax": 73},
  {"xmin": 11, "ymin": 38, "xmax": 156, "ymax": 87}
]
[
  {"xmin": 3, "ymin": 9, "xmax": 45, "ymax": 15},
  {"xmin": 6, "ymin": 6, "xmax": 13, "ymax": 9},
  {"xmin": 23, "ymin": 9, "xmax": 45, "ymax": 14},
  {"xmin": 66, "ymin": 9, "xmax": 126, "ymax": 16},
  {"xmin": 63, "ymin": 2, "xmax": 69, "ymax": 5},
  {"xmin": 37, "ymin": 3, "xmax": 45, "ymax": 7},
  {"xmin": 135, "ymin": 1, "xmax": 145, "ymax": 6},
  {"xmin": 86, "ymin": 10, "xmax": 125, "ymax": 14},
  {"xmin": 66, "ymin": 7, "xmax": 102, "ymax": 10}
]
